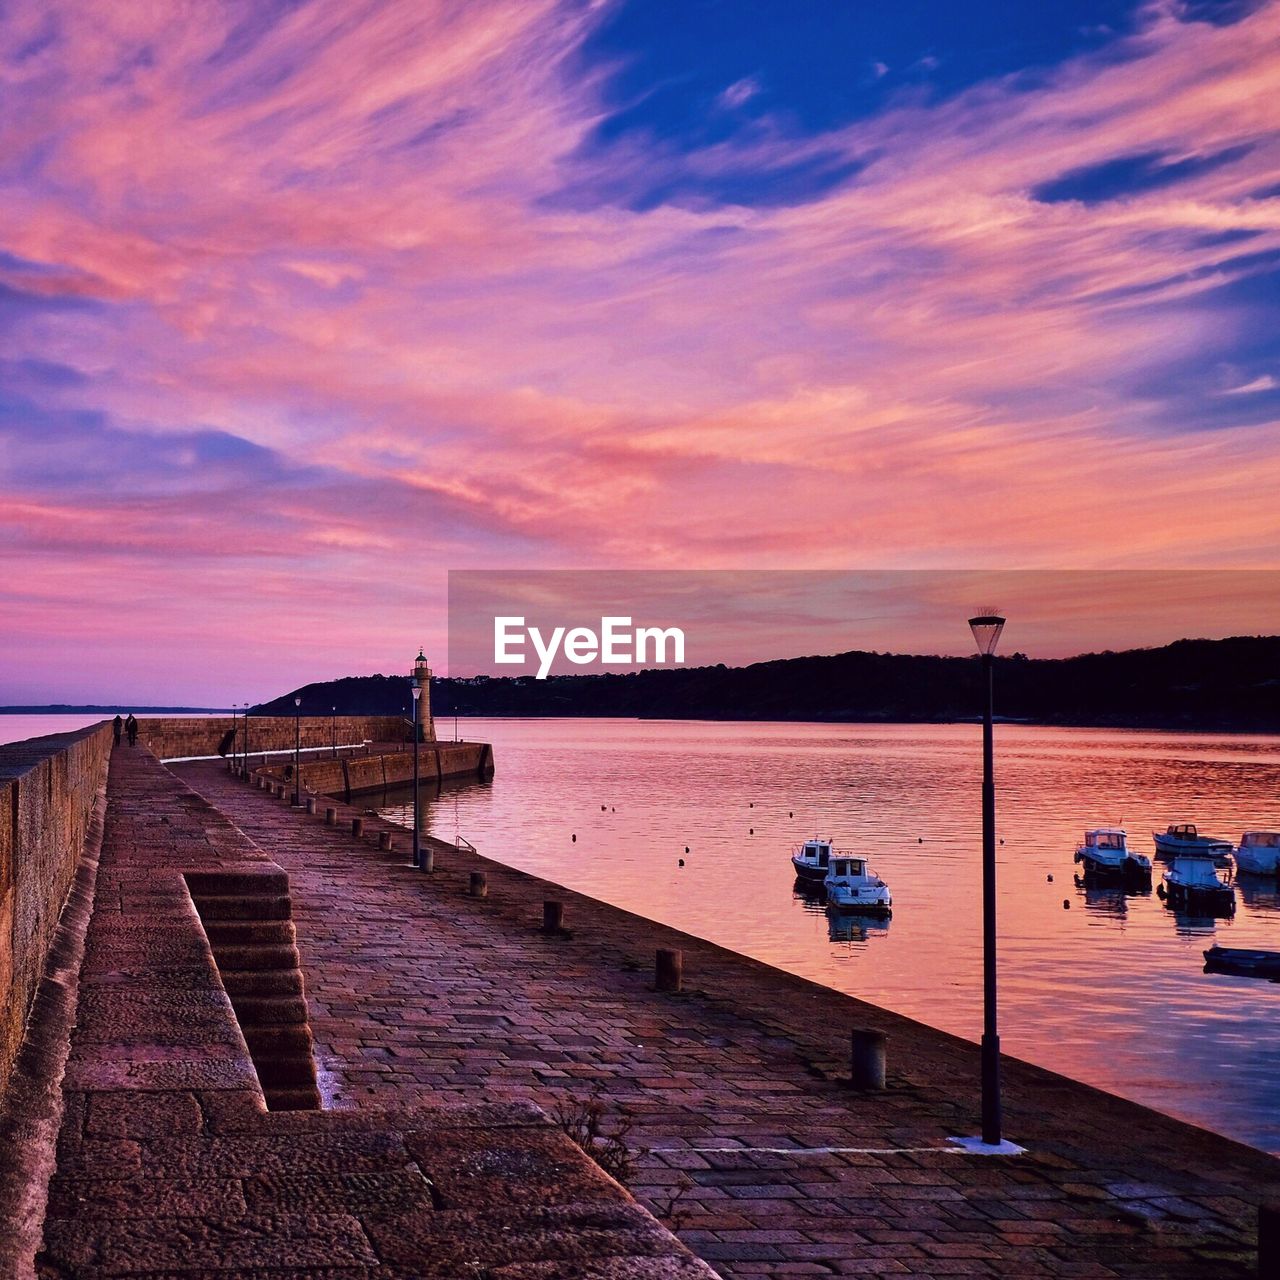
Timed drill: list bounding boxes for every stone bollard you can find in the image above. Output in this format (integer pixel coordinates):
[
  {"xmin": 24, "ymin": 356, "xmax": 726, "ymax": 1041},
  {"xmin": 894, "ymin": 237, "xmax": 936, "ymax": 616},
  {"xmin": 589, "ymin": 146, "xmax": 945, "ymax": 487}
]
[
  {"xmin": 378, "ymin": 831, "xmax": 394, "ymax": 851},
  {"xmin": 655, "ymin": 948, "xmax": 682, "ymax": 993},
  {"xmin": 272, "ymin": 783, "xmax": 284, "ymax": 799},
  {"xmin": 324, "ymin": 807, "xmax": 337, "ymax": 826},
  {"xmin": 469, "ymin": 871, "xmax": 487, "ymax": 898},
  {"xmin": 1261, "ymin": 1201, "xmax": 1280, "ymax": 1277},
  {"xmin": 351, "ymin": 817, "xmax": 364, "ymax": 839},
  {"xmin": 421, "ymin": 846, "xmax": 434, "ymax": 874},
  {"xmin": 542, "ymin": 900, "xmax": 564, "ymax": 933},
  {"xmin": 305, "ymin": 797, "xmax": 317, "ymax": 815},
  {"xmin": 850, "ymin": 1029, "xmax": 887, "ymax": 1091}
]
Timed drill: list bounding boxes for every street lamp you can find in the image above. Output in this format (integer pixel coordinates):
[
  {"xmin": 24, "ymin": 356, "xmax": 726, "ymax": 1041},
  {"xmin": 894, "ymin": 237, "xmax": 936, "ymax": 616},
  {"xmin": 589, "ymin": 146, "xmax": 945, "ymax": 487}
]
[
  {"xmin": 331, "ymin": 706, "xmax": 337, "ymax": 759},
  {"xmin": 292, "ymin": 695, "xmax": 302, "ymax": 806},
  {"xmin": 969, "ymin": 612, "xmax": 1005, "ymax": 1148},
  {"xmin": 243, "ymin": 702, "xmax": 251, "ymax": 768},
  {"xmin": 410, "ymin": 681, "xmax": 422, "ymax": 869}
]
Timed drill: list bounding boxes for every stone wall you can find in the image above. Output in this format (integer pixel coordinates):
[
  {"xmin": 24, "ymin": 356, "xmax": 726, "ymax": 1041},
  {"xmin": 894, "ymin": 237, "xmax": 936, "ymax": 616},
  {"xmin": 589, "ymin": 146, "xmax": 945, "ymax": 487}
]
[
  {"xmin": 136, "ymin": 715, "xmax": 413, "ymax": 761},
  {"xmin": 0, "ymin": 723, "xmax": 112, "ymax": 1098},
  {"xmin": 260, "ymin": 741, "xmax": 493, "ymax": 801}
]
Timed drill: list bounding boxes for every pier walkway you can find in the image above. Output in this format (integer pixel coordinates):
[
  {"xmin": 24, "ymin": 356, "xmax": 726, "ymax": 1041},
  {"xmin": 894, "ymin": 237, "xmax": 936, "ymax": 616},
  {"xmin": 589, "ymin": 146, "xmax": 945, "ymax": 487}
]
[
  {"xmin": 174, "ymin": 758, "xmax": 1279, "ymax": 1278},
  {"xmin": 27, "ymin": 748, "xmax": 712, "ymax": 1279}
]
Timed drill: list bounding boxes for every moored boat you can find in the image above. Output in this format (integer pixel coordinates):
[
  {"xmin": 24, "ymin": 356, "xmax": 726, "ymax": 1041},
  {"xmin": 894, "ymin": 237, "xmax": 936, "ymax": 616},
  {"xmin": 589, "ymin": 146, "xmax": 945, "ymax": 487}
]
[
  {"xmin": 1234, "ymin": 830, "xmax": 1280, "ymax": 876},
  {"xmin": 1159, "ymin": 855, "xmax": 1235, "ymax": 915},
  {"xmin": 824, "ymin": 854, "xmax": 892, "ymax": 916},
  {"xmin": 1074, "ymin": 828, "xmax": 1151, "ymax": 881},
  {"xmin": 1152, "ymin": 823, "xmax": 1232, "ymax": 862},
  {"xmin": 791, "ymin": 837, "xmax": 838, "ymax": 882},
  {"xmin": 1203, "ymin": 945, "xmax": 1280, "ymax": 979}
]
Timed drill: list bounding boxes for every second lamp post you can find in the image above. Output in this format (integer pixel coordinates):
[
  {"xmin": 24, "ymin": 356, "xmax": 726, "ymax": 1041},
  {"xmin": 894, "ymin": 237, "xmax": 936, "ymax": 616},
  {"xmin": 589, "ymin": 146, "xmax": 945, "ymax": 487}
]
[{"xmin": 969, "ymin": 612, "xmax": 1005, "ymax": 1147}]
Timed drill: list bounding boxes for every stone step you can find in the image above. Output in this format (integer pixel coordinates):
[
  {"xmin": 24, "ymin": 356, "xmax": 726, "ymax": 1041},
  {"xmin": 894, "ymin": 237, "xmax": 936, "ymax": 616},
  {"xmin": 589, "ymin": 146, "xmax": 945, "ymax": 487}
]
[
  {"xmin": 191, "ymin": 894, "xmax": 292, "ymax": 922},
  {"xmin": 219, "ymin": 969, "xmax": 305, "ymax": 998},
  {"xmin": 241, "ymin": 1023, "xmax": 315, "ymax": 1058},
  {"xmin": 203, "ymin": 919, "xmax": 297, "ymax": 947},
  {"xmin": 264, "ymin": 1085, "xmax": 324, "ymax": 1111},
  {"xmin": 252, "ymin": 1052, "xmax": 322, "ymax": 1089},
  {"xmin": 185, "ymin": 869, "xmax": 290, "ymax": 897},
  {"xmin": 230, "ymin": 995, "xmax": 309, "ymax": 1025},
  {"xmin": 210, "ymin": 942, "xmax": 301, "ymax": 971}
]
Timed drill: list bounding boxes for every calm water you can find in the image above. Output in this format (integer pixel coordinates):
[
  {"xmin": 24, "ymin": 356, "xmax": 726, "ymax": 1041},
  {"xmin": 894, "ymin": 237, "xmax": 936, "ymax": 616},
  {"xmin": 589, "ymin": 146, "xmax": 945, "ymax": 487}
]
[{"xmin": 380, "ymin": 718, "xmax": 1280, "ymax": 1155}]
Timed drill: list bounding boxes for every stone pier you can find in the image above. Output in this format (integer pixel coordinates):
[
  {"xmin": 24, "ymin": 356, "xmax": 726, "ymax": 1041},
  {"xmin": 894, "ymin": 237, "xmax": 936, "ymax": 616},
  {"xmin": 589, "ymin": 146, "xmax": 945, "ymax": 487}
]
[
  {"xmin": 175, "ymin": 759, "xmax": 1277, "ymax": 1278},
  {"xmin": 1, "ymin": 739, "xmax": 1276, "ymax": 1278}
]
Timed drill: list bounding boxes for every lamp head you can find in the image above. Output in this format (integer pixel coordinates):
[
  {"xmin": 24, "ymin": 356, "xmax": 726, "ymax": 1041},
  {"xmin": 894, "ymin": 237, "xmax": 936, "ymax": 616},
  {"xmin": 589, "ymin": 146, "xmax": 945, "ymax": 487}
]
[
  {"xmin": 294, "ymin": 695, "xmax": 301, "ymax": 708},
  {"xmin": 411, "ymin": 684, "xmax": 422, "ymax": 702},
  {"xmin": 968, "ymin": 612, "xmax": 1006, "ymax": 657}
]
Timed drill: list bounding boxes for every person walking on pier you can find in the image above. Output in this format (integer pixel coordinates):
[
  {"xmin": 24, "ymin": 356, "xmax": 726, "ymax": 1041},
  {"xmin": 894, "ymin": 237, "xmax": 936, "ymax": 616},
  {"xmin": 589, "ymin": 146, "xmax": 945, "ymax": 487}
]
[
  {"xmin": 112, "ymin": 714, "xmax": 123, "ymax": 747},
  {"xmin": 125, "ymin": 713, "xmax": 138, "ymax": 747}
]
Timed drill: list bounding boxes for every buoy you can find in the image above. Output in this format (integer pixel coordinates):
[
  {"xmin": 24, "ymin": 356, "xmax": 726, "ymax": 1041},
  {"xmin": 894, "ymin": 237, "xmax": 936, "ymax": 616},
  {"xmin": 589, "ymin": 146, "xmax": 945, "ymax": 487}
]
[
  {"xmin": 1047, "ymin": 874, "xmax": 1054, "ymax": 883},
  {"xmin": 1000, "ymin": 838, "xmax": 1005, "ymax": 845},
  {"xmin": 918, "ymin": 837, "xmax": 923, "ymax": 844},
  {"xmin": 678, "ymin": 858, "xmax": 685, "ymax": 867},
  {"xmin": 1063, "ymin": 899, "xmax": 1070, "ymax": 909},
  {"xmin": 749, "ymin": 802, "xmax": 754, "ymax": 808},
  {"xmin": 749, "ymin": 828, "xmax": 754, "ymax": 835},
  {"xmin": 684, "ymin": 846, "xmax": 689, "ymax": 853},
  {"xmin": 789, "ymin": 811, "xmax": 793, "ymax": 818},
  {"xmin": 601, "ymin": 805, "xmax": 606, "ymax": 811},
  {"xmin": 572, "ymin": 833, "xmax": 576, "ymax": 843}
]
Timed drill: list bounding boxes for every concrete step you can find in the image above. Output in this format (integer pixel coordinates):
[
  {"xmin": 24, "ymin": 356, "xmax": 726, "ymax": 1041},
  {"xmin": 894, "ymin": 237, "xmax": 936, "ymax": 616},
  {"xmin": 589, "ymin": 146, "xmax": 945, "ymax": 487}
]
[{"xmin": 241, "ymin": 1023, "xmax": 315, "ymax": 1058}]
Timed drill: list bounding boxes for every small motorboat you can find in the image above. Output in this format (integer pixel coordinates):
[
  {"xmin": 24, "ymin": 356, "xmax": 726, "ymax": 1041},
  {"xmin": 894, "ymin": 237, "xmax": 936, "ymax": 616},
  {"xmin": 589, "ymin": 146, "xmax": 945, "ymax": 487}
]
[
  {"xmin": 1203, "ymin": 946, "xmax": 1280, "ymax": 979},
  {"xmin": 1074, "ymin": 828, "xmax": 1151, "ymax": 881},
  {"xmin": 824, "ymin": 854, "xmax": 892, "ymax": 916},
  {"xmin": 1159, "ymin": 855, "xmax": 1235, "ymax": 915},
  {"xmin": 791, "ymin": 837, "xmax": 838, "ymax": 883},
  {"xmin": 1153, "ymin": 823, "xmax": 1232, "ymax": 862},
  {"xmin": 1234, "ymin": 830, "xmax": 1280, "ymax": 876}
]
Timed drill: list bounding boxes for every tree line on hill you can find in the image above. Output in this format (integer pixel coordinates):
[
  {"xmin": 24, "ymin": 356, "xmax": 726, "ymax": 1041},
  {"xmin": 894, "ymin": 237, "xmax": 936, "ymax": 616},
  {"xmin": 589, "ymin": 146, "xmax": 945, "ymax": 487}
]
[{"xmin": 251, "ymin": 635, "xmax": 1280, "ymax": 732}]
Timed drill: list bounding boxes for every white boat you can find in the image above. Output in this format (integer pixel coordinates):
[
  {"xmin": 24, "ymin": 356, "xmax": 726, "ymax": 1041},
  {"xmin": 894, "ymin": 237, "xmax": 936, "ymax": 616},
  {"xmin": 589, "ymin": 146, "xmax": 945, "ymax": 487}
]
[
  {"xmin": 1074, "ymin": 828, "xmax": 1151, "ymax": 880},
  {"xmin": 824, "ymin": 854, "xmax": 892, "ymax": 916},
  {"xmin": 1159, "ymin": 855, "xmax": 1235, "ymax": 915},
  {"xmin": 791, "ymin": 837, "xmax": 838, "ymax": 883},
  {"xmin": 1234, "ymin": 830, "xmax": 1280, "ymax": 876},
  {"xmin": 1152, "ymin": 823, "xmax": 1232, "ymax": 861}
]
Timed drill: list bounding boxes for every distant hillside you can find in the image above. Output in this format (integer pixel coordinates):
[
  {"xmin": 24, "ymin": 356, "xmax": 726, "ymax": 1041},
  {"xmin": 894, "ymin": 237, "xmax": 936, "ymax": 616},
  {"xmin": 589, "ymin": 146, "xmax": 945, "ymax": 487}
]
[{"xmin": 252, "ymin": 636, "xmax": 1280, "ymax": 732}]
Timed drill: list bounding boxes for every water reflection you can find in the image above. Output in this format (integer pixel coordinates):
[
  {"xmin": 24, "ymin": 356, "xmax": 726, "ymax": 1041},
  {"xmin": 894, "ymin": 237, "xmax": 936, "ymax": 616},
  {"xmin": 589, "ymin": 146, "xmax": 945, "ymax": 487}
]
[{"xmin": 377, "ymin": 718, "xmax": 1280, "ymax": 1155}]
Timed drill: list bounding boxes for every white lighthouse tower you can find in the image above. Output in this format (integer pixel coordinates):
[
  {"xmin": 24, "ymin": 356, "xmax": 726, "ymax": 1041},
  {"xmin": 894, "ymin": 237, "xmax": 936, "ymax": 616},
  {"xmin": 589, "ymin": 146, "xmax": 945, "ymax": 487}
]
[{"xmin": 411, "ymin": 648, "xmax": 436, "ymax": 743}]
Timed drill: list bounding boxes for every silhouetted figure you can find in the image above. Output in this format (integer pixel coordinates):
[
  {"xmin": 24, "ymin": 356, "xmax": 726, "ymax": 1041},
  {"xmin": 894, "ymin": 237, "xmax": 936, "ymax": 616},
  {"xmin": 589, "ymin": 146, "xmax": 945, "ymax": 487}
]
[
  {"xmin": 112, "ymin": 715, "xmax": 123, "ymax": 747},
  {"xmin": 125, "ymin": 714, "xmax": 138, "ymax": 747}
]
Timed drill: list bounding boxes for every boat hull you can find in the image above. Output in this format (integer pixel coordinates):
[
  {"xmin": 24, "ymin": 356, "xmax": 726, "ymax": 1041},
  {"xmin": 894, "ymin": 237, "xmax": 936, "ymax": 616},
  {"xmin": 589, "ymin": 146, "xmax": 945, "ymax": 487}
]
[
  {"xmin": 1161, "ymin": 882, "xmax": 1235, "ymax": 915},
  {"xmin": 1204, "ymin": 946, "xmax": 1280, "ymax": 978},
  {"xmin": 791, "ymin": 857, "xmax": 829, "ymax": 882}
]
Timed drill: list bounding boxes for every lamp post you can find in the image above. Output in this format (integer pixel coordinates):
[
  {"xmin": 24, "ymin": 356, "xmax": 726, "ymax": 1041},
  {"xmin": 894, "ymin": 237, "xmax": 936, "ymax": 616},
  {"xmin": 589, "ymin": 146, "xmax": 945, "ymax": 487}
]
[
  {"xmin": 969, "ymin": 612, "xmax": 1005, "ymax": 1148},
  {"xmin": 331, "ymin": 706, "xmax": 337, "ymax": 758},
  {"xmin": 292, "ymin": 695, "xmax": 302, "ymax": 806},
  {"xmin": 244, "ymin": 703, "xmax": 251, "ymax": 768},
  {"xmin": 410, "ymin": 681, "xmax": 422, "ymax": 869}
]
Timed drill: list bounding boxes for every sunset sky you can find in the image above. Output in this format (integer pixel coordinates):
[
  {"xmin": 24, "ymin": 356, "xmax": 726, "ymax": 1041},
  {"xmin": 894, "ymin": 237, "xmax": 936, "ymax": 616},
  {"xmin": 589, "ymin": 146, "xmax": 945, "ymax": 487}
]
[{"xmin": 3, "ymin": 1, "xmax": 1279, "ymax": 702}]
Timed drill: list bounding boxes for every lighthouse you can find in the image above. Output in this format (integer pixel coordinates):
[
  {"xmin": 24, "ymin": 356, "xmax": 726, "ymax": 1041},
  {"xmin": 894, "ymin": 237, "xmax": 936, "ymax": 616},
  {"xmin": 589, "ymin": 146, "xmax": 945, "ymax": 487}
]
[{"xmin": 411, "ymin": 649, "xmax": 436, "ymax": 743}]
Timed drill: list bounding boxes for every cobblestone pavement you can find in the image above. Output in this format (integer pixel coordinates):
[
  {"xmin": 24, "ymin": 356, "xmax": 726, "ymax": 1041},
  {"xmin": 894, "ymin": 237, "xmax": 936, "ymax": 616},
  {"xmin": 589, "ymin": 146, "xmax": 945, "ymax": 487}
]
[
  {"xmin": 34, "ymin": 748, "xmax": 712, "ymax": 1279},
  {"xmin": 178, "ymin": 761, "xmax": 1279, "ymax": 1278}
]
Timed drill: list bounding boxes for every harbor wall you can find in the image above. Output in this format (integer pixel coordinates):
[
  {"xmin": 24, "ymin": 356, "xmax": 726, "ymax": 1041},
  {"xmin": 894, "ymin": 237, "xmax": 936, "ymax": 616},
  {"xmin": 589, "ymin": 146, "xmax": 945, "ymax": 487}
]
[
  {"xmin": 137, "ymin": 715, "xmax": 412, "ymax": 761},
  {"xmin": 0, "ymin": 724, "xmax": 111, "ymax": 1097},
  {"xmin": 257, "ymin": 742, "xmax": 493, "ymax": 801}
]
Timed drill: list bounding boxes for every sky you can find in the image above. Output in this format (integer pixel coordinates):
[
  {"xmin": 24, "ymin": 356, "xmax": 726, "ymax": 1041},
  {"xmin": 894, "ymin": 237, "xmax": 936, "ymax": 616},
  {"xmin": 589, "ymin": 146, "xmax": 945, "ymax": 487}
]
[{"xmin": 2, "ymin": 0, "xmax": 1279, "ymax": 701}]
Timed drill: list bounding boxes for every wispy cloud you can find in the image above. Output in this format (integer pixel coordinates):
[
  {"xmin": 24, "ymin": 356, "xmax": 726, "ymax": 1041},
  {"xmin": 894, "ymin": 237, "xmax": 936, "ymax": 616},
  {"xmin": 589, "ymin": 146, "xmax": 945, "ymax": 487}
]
[{"xmin": 1, "ymin": 0, "xmax": 1278, "ymax": 697}]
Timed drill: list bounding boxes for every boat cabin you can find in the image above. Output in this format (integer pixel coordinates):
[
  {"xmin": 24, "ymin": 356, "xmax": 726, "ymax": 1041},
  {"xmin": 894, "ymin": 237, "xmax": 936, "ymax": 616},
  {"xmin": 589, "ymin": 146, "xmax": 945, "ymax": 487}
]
[
  {"xmin": 832, "ymin": 857, "xmax": 867, "ymax": 878},
  {"xmin": 1083, "ymin": 828, "xmax": 1127, "ymax": 850},
  {"xmin": 1165, "ymin": 823, "xmax": 1199, "ymax": 839},
  {"xmin": 1241, "ymin": 831, "xmax": 1280, "ymax": 849},
  {"xmin": 802, "ymin": 841, "xmax": 831, "ymax": 869}
]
